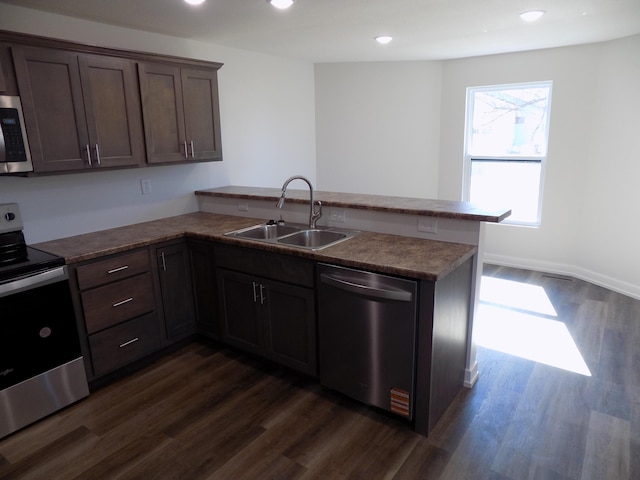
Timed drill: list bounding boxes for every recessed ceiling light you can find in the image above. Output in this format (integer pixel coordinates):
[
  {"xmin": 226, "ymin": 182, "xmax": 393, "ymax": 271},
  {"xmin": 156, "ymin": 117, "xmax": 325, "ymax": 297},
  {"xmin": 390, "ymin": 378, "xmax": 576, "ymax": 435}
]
[
  {"xmin": 184, "ymin": 0, "xmax": 206, "ymax": 5},
  {"xmin": 375, "ymin": 36, "xmax": 393, "ymax": 45},
  {"xmin": 269, "ymin": 0, "xmax": 294, "ymax": 9},
  {"xmin": 519, "ymin": 10, "xmax": 545, "ymax": 22}
]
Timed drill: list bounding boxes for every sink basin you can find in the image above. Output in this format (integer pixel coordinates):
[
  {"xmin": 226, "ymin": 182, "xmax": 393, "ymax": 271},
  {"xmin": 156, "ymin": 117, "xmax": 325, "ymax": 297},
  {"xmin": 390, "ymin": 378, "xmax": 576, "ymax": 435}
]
[
  {"xmin": 277, "ymin": 229, "xmax": 348, "ymax": 249},
  {"xmin": 227, "ymin": 223, "xmax": 300, "ymax": 240},
  {"xmin": 225, "ymin": 222, "xmax": 359, "ymax": 251}
]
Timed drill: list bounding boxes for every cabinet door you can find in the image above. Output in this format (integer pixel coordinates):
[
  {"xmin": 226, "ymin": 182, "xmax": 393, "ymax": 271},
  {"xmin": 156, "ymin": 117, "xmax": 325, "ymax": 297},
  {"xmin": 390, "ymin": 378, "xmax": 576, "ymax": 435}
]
[
  {"xmin": 78, "ymin": 54, "xmax": 145, "ymax": 168},
  {"xmin": 157, "ymin": 243, "xmax": 196, "ymax": 341},
  {"xmin": 0, "ymin": 52, "xmax": 5, "ymax": 92},
  {"xmin": 217, "ymin": 268, "xmax": 264, "ymax": 356},
  {"xmin": 12, "ymin": 46, "xmax": 90, "ymax": 172},
  {"xmin": 0, "ymin": 44, "xmax": 12, "ymax": 93},
  {"xmin": 181, "ymin": 68, "xmax": 222, "ymax": 161},
  {"xmin": 189, "ymin": 240, "xmax": 219, "ymax": 339},
  {"xmin": 138, "ymin": 62, "xmax": 187, "ymax": 164},
  {"xmin": 263, "ymin": 279, "xmax": 317, "ymax": 375}
]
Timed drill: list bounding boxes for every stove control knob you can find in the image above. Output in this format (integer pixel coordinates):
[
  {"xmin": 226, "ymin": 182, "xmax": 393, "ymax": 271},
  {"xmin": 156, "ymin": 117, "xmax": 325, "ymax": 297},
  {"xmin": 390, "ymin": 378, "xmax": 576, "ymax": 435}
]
[{"xmin": 5, "ymin": 212, "xmax": 16, "ymax": 221}]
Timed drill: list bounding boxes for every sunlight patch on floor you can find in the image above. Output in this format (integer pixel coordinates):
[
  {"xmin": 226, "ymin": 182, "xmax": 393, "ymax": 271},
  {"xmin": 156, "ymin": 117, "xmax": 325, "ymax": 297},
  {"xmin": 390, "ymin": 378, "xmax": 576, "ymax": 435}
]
[{"xmin": 476, "ymin": 276, "xmax": 592, "ymax": 376}]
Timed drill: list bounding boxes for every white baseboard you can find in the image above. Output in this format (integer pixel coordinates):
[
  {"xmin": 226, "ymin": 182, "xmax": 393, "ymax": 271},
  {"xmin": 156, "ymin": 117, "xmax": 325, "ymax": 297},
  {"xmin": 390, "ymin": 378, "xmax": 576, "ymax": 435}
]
[
  {"xmin": 464, "ymin": 361, "xmax": 479, "ymax": 388},
  {"xmin": 483, "ymin": 253, "xmax": 640, "ymax": 300}
]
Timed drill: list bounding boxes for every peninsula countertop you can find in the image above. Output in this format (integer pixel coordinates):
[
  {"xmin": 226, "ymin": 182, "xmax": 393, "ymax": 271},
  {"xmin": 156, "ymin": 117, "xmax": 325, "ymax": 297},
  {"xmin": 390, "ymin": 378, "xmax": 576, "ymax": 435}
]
[
  {"xmin": 33, "ymin": 211, "xmax": 477, "ymax": 282},
  {"xmin": 196, "ymin": 186, "xmax": 511, "ymax": 223}
]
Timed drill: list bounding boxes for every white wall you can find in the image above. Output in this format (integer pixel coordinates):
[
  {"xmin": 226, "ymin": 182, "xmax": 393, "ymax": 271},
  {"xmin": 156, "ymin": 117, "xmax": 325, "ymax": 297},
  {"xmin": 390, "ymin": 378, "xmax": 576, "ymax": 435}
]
[
  {"xmin": 314, "ymin": 38, "xmax": 640, "ymax": 299},
  {"xmin": 576, "ymin": 35, "xmax": 640, "ymax": 296},
  {"xmin": 0, "ymin": 4, "xmax": 316, "ymax": 243},
  {"xmin": 315, "ymin": 62, "xmax": 442, "ymax": 198},
  {"xmin": 439, "ymin": 45, "xmax": 599, "ymax": 276},
  {"xmin": 438, "ymin": 38, "xmax": 640, "ymax": 298}
]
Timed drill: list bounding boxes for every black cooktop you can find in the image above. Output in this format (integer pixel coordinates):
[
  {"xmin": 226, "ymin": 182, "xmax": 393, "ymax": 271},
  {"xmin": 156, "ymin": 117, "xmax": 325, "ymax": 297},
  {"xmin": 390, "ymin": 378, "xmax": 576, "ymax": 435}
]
[{"xmin": 0, "ymin": 246, "xmax": 65, "ymax": 284}]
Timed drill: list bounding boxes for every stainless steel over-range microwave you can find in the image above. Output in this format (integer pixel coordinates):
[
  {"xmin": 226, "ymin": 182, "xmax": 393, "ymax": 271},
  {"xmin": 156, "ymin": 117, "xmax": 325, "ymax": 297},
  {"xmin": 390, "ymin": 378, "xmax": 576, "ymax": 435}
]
[{"xmin": 0, "ymin": 95, "xmax": 33, "ymax": 174}]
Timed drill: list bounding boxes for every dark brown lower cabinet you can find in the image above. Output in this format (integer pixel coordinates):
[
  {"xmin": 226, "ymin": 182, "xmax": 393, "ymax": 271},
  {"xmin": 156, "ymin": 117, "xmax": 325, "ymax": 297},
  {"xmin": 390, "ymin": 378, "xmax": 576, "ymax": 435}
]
[
  {"xmin": 189, "ymin": 239, "xmax": 220, "ymax": 340},
  {"xmin": 88, "ymin": 312, "xmax": 161, "ymax": 377},
  {"xmin": 71, "ymin": 247, "xmax": 161, "ymax": 381},
  {"xmin": 215, "ymin": 245, "xmax": 317, "ymax": 376},
  {"xmin": 71, "ymin": 242, "xmax": 197, "ymax": 382},
  {"xmin": 154, "ymin": 241, "xmax": 196, "ymax": 341}
]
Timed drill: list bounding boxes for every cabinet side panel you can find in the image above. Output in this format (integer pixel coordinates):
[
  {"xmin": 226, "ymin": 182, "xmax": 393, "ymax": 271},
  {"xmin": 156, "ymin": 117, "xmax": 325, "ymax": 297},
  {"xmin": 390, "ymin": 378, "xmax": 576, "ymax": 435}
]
[{"xmin": 429, "ymin": 257, "xmax": 473, "ymax": 431}]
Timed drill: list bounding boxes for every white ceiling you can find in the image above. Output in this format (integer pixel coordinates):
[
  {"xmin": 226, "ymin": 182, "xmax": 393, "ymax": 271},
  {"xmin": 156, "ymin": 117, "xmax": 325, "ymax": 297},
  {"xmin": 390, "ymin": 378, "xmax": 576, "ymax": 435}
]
[{"xmin": 2, "ymin": 0, "xmax": 639, "ymax": 62}]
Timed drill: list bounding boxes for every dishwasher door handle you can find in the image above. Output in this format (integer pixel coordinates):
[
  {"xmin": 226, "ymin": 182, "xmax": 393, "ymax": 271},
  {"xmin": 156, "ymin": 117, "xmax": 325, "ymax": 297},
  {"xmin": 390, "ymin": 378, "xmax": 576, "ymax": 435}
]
[{"xmin": 320, "ymin": 273, "xmax": 413, "ymax": 302}]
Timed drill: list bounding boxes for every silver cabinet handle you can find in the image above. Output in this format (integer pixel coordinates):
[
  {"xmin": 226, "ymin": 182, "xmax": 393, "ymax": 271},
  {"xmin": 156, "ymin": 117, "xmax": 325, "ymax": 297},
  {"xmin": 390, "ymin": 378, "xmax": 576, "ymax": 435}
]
[
  {"xmin": 107, "ymin": 265, "xmax": 128, "ymax": 274},
  {"xmin": 113, "ymin": 297, "xmax": 134, "ymax": 308},
  {"xmin": 252, "ymin": 282, "xmax": 259, "ymax": 302},
  {"xmin": 183, "ymin": 140, "xmax": 188, "ymax": 159},
  {"xmin": 95, "ymin": 144, "xmax": 101, "ymax": 165},
  {"xmin": 259, "ymin": 284, "xmax": 266, "ymax": 305},
  {"xmin": 190, "ymin": 140, "xmax": 195, "ymax": 158},
  {"xmin": 86, "ymin": 144, "xmax": 92, "ymax": 166},
  {"xmin": 119, "ymin": 337, "xmax": 139, "ymax": 348},
  {"xmin": 160, "ymin": 252, "xmax": 166, "ymax": 272}
]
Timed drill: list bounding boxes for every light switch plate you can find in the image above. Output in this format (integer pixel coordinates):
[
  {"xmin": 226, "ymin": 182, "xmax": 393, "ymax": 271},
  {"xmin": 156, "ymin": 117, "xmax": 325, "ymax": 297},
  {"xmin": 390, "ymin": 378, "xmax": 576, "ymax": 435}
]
[{"xmin": 140, "ymin": 178, "xmax": 152, "ymax": 195}]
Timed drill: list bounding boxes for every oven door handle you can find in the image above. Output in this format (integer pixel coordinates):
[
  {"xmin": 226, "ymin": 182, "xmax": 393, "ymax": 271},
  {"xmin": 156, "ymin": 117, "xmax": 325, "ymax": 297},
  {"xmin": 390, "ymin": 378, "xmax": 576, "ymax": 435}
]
[{"xmin": 0, "ymin": 266, "xmax": 68, "ymax": 298}]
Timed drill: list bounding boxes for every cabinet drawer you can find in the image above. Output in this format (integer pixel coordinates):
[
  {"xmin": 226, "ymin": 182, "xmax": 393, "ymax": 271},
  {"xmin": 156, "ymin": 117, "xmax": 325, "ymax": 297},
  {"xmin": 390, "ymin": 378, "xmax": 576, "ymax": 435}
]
[
  {"xmin": 215, "ymin": 244, "xmax": 314, "ymax": 287},
  {"xmin": 89, "ymin": 312, "xmax": 161, "ymax": 377},
  {"xmin": 76, "ymin": 249, "xmax": 150, "ymax": 290},
  {"xmin": 82, "ymin": 272, "xmax": 155, "ymax": 334}
]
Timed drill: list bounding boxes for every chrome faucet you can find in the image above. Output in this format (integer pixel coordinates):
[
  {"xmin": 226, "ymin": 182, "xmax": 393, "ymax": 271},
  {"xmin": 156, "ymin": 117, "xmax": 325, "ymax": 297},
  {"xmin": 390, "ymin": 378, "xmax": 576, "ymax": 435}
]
[{"xmin": 276, "ymin": 175, "xmax": 322, "ymax": 229}]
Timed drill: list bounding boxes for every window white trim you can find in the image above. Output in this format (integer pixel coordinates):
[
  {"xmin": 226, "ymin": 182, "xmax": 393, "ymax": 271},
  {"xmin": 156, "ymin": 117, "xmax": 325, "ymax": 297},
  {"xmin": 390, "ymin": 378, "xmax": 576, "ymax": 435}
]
[{"xmin": 463, "ymin": 81, "xmax": 553, "ymax": 227}]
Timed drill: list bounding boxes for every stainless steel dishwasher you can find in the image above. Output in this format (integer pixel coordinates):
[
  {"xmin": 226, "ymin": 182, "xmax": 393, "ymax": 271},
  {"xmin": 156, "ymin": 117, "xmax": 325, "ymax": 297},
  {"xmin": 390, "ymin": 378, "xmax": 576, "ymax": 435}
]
[{"xmin": 317, "ymin": 263, "xmax": 418, "ymax": 420}]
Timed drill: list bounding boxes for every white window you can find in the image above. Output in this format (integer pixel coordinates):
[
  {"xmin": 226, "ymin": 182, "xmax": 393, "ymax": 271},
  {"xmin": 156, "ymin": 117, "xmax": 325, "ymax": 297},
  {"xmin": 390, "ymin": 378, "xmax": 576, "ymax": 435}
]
[{"xmin": 464, "ymin": 82, "xmax": 553, "ymax": 226}]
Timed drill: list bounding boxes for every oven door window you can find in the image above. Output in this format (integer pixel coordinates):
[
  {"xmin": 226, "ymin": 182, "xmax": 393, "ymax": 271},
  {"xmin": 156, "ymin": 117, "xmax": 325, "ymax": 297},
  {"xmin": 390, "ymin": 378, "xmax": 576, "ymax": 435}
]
[{"xmin": 0, "ymin": 280, "xmax": 81, "ymax": 389}]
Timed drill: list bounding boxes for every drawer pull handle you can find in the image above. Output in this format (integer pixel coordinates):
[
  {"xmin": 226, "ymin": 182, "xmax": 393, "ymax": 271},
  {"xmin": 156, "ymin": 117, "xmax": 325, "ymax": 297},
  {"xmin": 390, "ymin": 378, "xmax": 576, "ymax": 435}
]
[
  {"xmin": 107, "ymin": 265, "xmax": 129, "ymax": 274},
  {"xmin": 119, "ymin": 337, "xmax": 139, "ymax": 348},
  {"xmin": 113, "ymin": 297, "xmax": 134, "ymax": 308}
]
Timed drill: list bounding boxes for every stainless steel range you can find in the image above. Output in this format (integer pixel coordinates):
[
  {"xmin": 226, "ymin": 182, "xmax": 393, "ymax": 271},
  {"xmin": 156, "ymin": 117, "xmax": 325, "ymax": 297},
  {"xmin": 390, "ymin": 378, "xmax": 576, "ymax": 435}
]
[{"xmin": 0, "ymin": 203, "xmax": 89, "ymax": 440}]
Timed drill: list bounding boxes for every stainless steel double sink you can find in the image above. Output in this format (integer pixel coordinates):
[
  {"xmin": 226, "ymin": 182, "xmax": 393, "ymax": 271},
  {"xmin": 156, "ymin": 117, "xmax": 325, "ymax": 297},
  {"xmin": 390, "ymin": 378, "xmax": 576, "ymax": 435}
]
[{"xmin": 225, "ymin": 221, "xmax": 359, "ymax": 251}]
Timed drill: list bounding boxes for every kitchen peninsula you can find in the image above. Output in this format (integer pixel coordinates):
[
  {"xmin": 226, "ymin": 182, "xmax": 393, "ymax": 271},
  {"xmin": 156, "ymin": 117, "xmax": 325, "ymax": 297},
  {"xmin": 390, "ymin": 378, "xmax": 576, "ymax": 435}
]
[
  {"xmin": 33, "ymin": 187, "xmax": 509, "ymax": 436},
  {"xmin": 196, "ymin": 186, "xmax": 511, "ymax": 388}
]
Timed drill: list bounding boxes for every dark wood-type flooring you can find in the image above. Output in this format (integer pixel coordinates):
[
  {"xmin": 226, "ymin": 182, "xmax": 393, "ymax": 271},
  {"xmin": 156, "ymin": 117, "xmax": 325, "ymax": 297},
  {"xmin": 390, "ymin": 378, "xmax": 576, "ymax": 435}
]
[{"xmin": 1, "ymin": 265, "xmax": 638, "ymax": 479}]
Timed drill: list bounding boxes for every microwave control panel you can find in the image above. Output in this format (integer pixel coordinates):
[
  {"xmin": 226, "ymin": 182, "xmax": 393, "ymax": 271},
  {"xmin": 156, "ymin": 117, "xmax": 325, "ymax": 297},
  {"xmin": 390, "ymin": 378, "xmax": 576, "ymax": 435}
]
[{"xmin": 0, "ymin": 107, "xmax": 28, "ymax": 163}]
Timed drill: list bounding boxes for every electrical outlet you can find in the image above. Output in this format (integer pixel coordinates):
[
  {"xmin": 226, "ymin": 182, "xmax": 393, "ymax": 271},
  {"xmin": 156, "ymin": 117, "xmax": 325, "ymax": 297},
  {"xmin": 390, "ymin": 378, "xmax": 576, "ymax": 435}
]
[
  {"xmin": 330, "ymin": 209, "xmax": 346, "ymax": 223},
  {"xmin": 238, "ymin": 202, "xmax": 249, "ymax": 212},
  {"xmin": 417, "ymin": 217, "xmax": 437, "ymax": 234},
  {"xmin": 140, "ymin": 178, "xmax": 152, "ymax": 195}
]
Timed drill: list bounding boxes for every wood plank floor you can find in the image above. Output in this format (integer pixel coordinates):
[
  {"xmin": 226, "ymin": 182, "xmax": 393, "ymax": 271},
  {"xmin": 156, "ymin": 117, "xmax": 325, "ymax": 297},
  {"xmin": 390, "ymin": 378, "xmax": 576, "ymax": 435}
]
[{"xmin": 1, "ymin": 265, "xmax": 638, "ymax": 479}]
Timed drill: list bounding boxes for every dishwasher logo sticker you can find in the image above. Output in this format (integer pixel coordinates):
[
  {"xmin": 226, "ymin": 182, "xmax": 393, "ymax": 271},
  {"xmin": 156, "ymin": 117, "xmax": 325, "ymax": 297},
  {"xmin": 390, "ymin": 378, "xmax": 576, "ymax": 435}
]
[{"xmin": 390, "ymin": 387, "xmax": 411, "ymax": 417}]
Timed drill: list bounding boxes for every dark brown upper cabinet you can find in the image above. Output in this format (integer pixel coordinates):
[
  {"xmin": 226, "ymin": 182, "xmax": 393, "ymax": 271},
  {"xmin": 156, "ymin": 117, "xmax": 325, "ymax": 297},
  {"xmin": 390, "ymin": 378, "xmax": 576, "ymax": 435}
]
[
  {"xmin": 0, "ymin": 46, "xmax": 8, "ymax": 92},
  {"xmin": 139, "ymin": 63, "xmax": 222, "ymax": 165},
  {"xmin": 12, "ymin": 45, "xmax": 145, "ymax": 173}
]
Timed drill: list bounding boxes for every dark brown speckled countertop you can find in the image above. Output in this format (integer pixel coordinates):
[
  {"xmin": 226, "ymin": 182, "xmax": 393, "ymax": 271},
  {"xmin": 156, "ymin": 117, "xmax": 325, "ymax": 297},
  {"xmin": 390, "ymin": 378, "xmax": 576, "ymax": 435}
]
[
  {"xmin": 33, "ymin": 212, "xmax": 477, "ymax": 282},
  {"xmin": 196, "ymin": 186, "xmax": 511, "ymax": 223}
]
